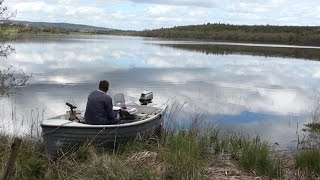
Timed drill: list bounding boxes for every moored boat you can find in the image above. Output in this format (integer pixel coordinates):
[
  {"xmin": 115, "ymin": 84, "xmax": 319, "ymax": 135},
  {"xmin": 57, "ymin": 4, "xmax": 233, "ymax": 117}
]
[{"xmin": 41, "ymin": 91, "xmax": 167, "ymax": 158}]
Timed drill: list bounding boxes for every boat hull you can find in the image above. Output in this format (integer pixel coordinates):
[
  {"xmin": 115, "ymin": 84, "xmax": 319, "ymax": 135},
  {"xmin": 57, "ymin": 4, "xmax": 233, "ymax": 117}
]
[{"xmin": 41, "ymin": 104, "xmax": 166, "ymax": 158}]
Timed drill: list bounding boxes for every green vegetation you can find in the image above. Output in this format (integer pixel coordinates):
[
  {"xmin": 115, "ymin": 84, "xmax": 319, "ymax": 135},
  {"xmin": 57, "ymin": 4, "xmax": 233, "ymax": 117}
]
[
  {"xmin": 0, "ymin": 23, "xmax": 132, "ymax": 38},
  {"xmin": 209, "ymin": 133, "xmax": 282, "ymax": 178},
  {"xmin": 0, "ymin": 127, "xmax": 284, "ymax": 179},
  {"xmin": 298, "ymin": 93, "xmax": 320, "ymax": 178},
  {"xmin": 138, "ymin": 23, "xmax": 320, "ymax": 46},
  {"xmin": 14, "ymin": 24, "xmax": 71, "ymax": 34},
  {"xmin": 2, "ymin": 24, "xmax": 106, "ymax": 37},
  {"xmin": 1, "ymin": 101, "xmax": 319, "ymax": 179},
  {"xmin": 236, "ymin": 137, "xmax": 282, "ymax": 177},
  {"xmin": 158, "ymin": 129, "xmax": 207, "ymax": 179},
  {"xmin": 295, "ymin": 149, "xmax": 320, "ymax": 177}
]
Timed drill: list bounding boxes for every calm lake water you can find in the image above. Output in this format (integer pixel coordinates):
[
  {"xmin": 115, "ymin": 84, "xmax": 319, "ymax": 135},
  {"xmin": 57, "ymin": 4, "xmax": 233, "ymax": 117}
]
[{"xmin": 1, "ymin": 34, "xmax": 320, "ymax": 149}]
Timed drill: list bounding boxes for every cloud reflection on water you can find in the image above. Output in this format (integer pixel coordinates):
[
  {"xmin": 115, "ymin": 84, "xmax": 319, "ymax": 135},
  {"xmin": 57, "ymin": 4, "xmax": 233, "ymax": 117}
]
[{"xmin": 0, "ymin": 35, "xmax": 319, "ymax": 148}]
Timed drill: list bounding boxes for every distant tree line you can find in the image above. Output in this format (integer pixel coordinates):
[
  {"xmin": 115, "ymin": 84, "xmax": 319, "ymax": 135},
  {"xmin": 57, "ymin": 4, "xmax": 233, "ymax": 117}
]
[
  {"xmin": 5, "ymin": 23, "xmax": 138, "ymax": 36},
  {"xmin": 13, "ymin": 24, "xmax": 71, "ymax": 34},
  {"xmin": 137, "ymin": 23, "xmax": 320, "ymax": 46},
  {"xmin": 2, "ymin": 24, "xmax": 116, "ymax": 35}
]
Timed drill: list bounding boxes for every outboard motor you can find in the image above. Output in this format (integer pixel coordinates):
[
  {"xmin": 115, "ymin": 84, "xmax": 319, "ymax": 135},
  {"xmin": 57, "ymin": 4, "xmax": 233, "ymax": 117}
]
[{"xmin": 139, "ymin": 90, "xmax": 153, "ymax": 105}]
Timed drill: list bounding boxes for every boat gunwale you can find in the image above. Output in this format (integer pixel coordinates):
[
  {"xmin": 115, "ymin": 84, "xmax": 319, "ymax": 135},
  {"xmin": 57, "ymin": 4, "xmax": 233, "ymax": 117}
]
[{"xmin": 41, "ymin": 105, "xmax": 167, "ymax": 129}]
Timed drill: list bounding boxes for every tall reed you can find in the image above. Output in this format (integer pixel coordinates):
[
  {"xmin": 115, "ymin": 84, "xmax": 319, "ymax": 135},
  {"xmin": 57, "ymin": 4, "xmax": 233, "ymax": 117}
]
[
  {"xmin": 236, "ymin": 137, "xmax": 282, "ymax": 178},
  {"xmin": 295, "ymin": 149, "xmax": 320, "ymax": 177},
  {"xmin": 159, "ymin": 130, "xmax": 208, "ymax": 179}
]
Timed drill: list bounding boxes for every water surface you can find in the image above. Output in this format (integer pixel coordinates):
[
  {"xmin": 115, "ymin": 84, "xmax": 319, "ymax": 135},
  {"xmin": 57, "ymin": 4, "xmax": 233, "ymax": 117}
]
[{"xmin": 1, "ymin": 35, "xmax": 319, "ymax": 149}]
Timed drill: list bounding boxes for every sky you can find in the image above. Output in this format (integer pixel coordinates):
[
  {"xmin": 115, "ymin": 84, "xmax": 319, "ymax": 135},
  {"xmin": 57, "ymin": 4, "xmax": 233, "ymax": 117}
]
[{"xmin": 4, "ymin": 0, "xmax": 320, "ymax": 30}]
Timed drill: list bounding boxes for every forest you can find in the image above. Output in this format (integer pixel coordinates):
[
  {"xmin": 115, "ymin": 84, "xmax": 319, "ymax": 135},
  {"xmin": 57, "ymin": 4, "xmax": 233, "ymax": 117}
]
[{"xmin": 137, "ymin": 23, "xmax": 320, "ymax": 46}]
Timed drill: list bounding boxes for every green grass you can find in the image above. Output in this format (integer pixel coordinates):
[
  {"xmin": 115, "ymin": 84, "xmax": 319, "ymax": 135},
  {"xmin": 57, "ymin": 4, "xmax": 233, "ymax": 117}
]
[
  {"xmin": 70, "ymin": 151, "xmax": 157, "ymax": 180},
  {"xmin": 295, "ymin": 149, "xmax": 320, "ymax": 177},
  {"xmin": 237, "ymin": 137, "xmax": 282, "ymax": 178},
  {"xmin": 0, "ymin": 136, "xmax": 47, "ymax": 180},
  {"xmin": 0, "ymin": 128, "xmax": 285, "ymax": 180},
  {"xmin": 206, "ymin": 132, "xmax": 282, "ymax": 178},
  {"xmin": 0, "ymin": 102, "xmax": 287, "ymax": 180},
  {"xmin": 158, "ymin": 130, "xmax": 208, "ymax": 179}
]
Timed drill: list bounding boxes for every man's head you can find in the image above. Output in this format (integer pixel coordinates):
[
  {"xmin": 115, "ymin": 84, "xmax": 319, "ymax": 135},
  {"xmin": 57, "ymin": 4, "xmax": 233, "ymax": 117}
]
[{"xmin": 99, "ymin": 80, "xmax": 109, "ymax": 93}]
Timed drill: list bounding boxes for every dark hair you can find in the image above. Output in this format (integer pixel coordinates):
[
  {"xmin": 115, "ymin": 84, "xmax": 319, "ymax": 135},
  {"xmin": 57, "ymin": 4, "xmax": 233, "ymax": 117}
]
[{"xmin": 99, "ymin": 80, "xmax": 109, "ymax": 92}]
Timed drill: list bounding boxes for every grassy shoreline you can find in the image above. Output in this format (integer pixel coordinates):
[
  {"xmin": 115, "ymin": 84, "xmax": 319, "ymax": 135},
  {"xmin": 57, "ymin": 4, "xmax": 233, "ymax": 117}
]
[
  {"xmin": 0, "ymin": 126, "xmax": 319, "ymax": 179},
  {"xmin": 0, "ymin": 102, "xmax": 319, "ymax": 179}
]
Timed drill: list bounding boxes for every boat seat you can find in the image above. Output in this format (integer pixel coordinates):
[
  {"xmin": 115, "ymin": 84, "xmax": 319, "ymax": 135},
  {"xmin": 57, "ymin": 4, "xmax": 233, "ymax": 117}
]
[
  {"xmin": 114, "ymin": 93, "xmax": 126, "ymax": 108},
  {"xmin": 113, "ymin": 93, "xmax": 137, "ymax": 116}
]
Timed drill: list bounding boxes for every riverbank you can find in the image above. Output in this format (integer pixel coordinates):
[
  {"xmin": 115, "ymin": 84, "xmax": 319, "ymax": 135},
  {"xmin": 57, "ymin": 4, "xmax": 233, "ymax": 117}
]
[{"xmin": 0, "ymin": 125, "xmax": 319, "ymax": 179}]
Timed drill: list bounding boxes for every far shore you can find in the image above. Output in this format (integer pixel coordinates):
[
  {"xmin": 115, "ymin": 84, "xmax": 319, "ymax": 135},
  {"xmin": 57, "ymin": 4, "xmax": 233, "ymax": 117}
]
[{"xmin": 3, "ymin": 23, "xmax": 320, "ymax": 47}]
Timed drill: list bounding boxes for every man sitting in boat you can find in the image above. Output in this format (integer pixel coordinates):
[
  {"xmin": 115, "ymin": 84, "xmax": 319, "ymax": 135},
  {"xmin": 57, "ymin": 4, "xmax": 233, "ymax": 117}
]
[{"xmin": 84, "ymin": 80, "xmax": 119, "ymax": 125}]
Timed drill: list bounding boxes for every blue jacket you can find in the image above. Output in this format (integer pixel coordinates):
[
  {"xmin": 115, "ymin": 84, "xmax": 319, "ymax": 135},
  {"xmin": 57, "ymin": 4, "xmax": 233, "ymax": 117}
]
[{"xmin": 84, "ymin": 90, "xmax": 116, "ymax": 125}]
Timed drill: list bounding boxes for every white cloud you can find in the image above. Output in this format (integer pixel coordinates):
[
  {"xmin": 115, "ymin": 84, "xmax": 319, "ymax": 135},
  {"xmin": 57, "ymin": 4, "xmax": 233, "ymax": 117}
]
[
  {"xmin": 146, "ymin": 5, "xmax": 178, "ymax": 16},
  {"xmin": 224, "ymin": 0, "xmax": 320, "ymax": 25},
  {"xmin": 7, "ymin": 0, "xmax": 106, "ymax": 25},
  {"xmin": 13, "ymin": 53, "xmax": 46, "ymax": 64},
  {"xmin": 126, "ymin": 0, "xmax": 216, "ymax": 7},
  {"xmin": 145, "ymin": 54, "xmax": 210, "ymax": 68},
  {"xmin": 145, "ymin": 4, "xmax": 210, "ymax": 21},
  {"xmin": 188, "ymin": 11, "xmax": 207, "ymax": 17},
  {"xmin": 4, "ymin": 0, "xmax": 320, "ymax": 30},
  {"xmin": 14, "ymin": 1, "xmax": 48, "ymax": 12}
]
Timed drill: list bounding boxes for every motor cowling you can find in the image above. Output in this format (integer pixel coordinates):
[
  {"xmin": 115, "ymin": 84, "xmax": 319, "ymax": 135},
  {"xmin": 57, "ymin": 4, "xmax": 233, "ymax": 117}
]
[{"xmin": 139, "ymin": 90, "xmax": 153, "ymax": 105}]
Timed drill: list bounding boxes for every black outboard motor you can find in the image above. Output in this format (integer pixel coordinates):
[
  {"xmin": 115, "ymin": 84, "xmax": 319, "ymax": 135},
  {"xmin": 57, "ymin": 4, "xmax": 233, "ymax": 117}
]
[
  {"xmin": 66, "ymin": 102, "xmax": 78, "ymax": 121},
  {"xmin": 139, "ymin": 90, "xmax": 153, "ymax": 105}
]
